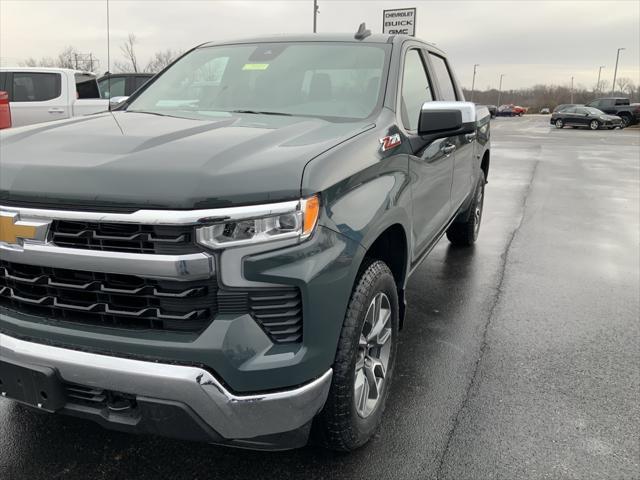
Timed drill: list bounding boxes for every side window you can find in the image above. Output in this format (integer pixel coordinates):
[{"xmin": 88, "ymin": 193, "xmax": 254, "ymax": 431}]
[
  {"xmin": 428, "ymin": 53, "xmax": 458, "ymax": 101},
  {"xmin": 565, "ymin": 107, "xmax": 577, "ymax": 114},
  {"xmin": 12, "ymin": 72, "xmax": 61, "ymax": 102},
  {"xmin": 401, "ymin": 49, "xmax": 434, "ymax": 131},
  {"xmin": 134, "ymin": 76, "xmax": 150, "ymax": 90},
  {"xmin": 98, "ymin": 76, "xmax": 126, "ymax": 99},
  {"xmin": 575, "ymin": 107, "xmax": 587, "ymax": 115},
  {"xmin": 0, "ymin": 72, "xmax": 7, "ymax": 91}
]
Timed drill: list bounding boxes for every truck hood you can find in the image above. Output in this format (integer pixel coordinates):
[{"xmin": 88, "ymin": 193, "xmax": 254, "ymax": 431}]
[{"xmin": 0, "ymin": 112, "xmax": 372, "ymax": 210}]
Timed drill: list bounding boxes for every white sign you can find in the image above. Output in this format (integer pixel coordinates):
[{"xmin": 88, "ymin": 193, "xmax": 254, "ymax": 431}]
[{"xmin": 382, "ymin": 7, "xmax": 416, "ymax": 36}]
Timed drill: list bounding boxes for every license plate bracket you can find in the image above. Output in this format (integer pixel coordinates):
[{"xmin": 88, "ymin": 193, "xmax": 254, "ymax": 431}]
[{"xmin": 0, "ymin": 359, "xmax": 66, "ymax": 411}]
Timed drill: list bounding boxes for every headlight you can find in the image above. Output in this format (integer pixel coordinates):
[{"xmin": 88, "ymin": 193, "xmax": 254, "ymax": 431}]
[{"xmin": 196, "ymin": 195, "xmax": 320, "ymax": 249}]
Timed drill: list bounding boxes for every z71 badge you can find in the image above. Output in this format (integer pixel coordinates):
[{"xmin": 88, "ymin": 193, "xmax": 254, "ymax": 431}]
[{"xmin": 379, "ymin": 133, "xmax": 402, "ymax": 152}]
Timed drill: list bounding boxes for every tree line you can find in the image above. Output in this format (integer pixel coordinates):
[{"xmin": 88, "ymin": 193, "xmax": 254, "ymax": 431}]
[
  {"xmin": 21, "ymin": 33, "xmax": 181, "ymax": 74},
  {"xmin": 464, "ymin": 80, "xmax": 638, "ymax": 112}
]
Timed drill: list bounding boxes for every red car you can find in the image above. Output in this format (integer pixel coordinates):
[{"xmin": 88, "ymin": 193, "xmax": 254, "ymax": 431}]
[
  {"xmin": 0, "ymin": 91, "xmax": 11, "ymax": 129},
  {"xmin": 512, "ymin": 105, "xmax": 527, "ymax": 116}
]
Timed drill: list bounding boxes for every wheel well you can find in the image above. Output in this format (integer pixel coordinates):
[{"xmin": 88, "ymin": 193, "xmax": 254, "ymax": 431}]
[
  {"xmin": 481, "ymin": 150, "xmax": 490, "ymax": 182},
  {"xmin": 364, "ymin": 224, "xmax": 408, "ymax": 328}
]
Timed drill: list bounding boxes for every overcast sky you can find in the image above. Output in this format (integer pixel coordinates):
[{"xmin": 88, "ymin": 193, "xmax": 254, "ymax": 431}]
[{"xmin": 1, "ymin": 0, "xmax": 638, "ymax": 90}]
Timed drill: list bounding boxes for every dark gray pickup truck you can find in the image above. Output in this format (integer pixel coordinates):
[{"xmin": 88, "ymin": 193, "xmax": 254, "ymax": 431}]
[{"xmin": 0, "ymin": 31, "xmax": 490, "ymax": 451}]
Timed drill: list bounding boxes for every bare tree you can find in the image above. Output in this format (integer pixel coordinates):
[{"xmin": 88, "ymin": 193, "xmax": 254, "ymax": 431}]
[
  {"xmin": 20, "ymin": 46, "xmax": 79, "ymax": 69},
  {"xmin": 615, "ymin": 77, "xmax": 635, "ymax": 96},
  {"xmin": 145, "ymin": 49, "xmax": 180, "ymax": 73},
  {"xmin": 119, "ymin": 33, "xmax": 139, "ymax": 73}
]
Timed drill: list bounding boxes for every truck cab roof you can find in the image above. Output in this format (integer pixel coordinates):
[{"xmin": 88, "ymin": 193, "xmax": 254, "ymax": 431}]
[
  {"xmin": 0, "ymin": 67, "xmax": 95, "ymax": 76},
  {"xmin": 199, "ymin": 33, "xmax": 444, "ymax": 55}
]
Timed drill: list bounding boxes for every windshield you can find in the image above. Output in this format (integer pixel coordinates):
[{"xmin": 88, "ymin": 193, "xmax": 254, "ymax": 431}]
[{"xmin": 127, "ymin": 42, "xmax": 389, "ymax": 121}]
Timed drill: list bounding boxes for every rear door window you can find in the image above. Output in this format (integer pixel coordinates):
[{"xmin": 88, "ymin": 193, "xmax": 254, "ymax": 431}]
[
  {"xmin": 134, "ymin": 76, "xmax": 150, "ymax": 90},
  {"xmin": 75, "ymin": 73, "xmax": 100, "ymax": 99},
  {"xmin": 428, "ymin": 53, "xmax": 458, "ymax": 101},
  {"xmin": 11, "ymin": 72, "xmax": 61, "ymax": 102},
  {"xmin": 400, "ymin": 49, "xmax": 434, "ymax": 131}
]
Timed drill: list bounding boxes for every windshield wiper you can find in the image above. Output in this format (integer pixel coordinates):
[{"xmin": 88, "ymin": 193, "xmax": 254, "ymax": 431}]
[
  {"xmin": 126, "ymin": 110, "xmax": 171, "ymax": 117},
  {"xmin": 228, "ymin": 110, "xmax": 293, "ymax": 116}
]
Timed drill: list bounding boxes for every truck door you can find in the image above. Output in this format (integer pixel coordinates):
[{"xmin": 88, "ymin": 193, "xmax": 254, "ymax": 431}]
[
  {"xmin": 401, "ymin": 48, "xmax": 454, "ymax": 261},
  {"xmin": 8, "ymin": 71, "xmax": 69, "ymax": 127},
  {"xmin": 427, "ymin": 52, "xmax": 474, "ymax": 212}
]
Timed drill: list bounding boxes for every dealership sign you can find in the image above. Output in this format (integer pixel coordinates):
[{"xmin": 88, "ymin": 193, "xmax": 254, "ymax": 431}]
[{"xmin": 382, "ymin": 7, "xmax": 416, "ymax": 36}]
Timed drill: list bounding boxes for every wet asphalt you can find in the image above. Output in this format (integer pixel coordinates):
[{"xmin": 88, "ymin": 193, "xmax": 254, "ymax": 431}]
[{"xmin": 1, "ymin": 116, "xmax": 638, "ymax": 480}]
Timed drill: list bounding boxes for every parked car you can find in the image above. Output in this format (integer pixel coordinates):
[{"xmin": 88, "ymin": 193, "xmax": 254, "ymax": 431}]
[
  {"xmin": 540, "ymin": 107, "xmax": 550, "ymax": 114},
  {"xmin": 0, "ymin": 91, "xmax": 10, "ymax": 129},
  {"xmin": 0, "ymin": 68, "xmax": 108, "ymax": 127},
  {"xmin": 486, "ymin": 104, "xmax": 497, "ymax": 118},
  {"xmin": 97, "ymin": 72, "xmax": 154, "ymax": 99},
  {"xmin": 512, "ymin": 105, "xmax": 527, "ymax": 116},
  {"xmin": 0, "ymin": 32, "xmax": 491, "ymax": 452},
  {"xmin": 553, "ymin": 104, "xmax": 581, "ymax": 113},
  {"xmin": 585, "ymin": 97, "xmax": 640, "ymax": 127},
  {"xmin": 497, "ymin": 104, "xmax": 516, "ymax": 116},
  {"xmin": 551, "ymin": 105, "xmax": 623, "ymax": 130}
]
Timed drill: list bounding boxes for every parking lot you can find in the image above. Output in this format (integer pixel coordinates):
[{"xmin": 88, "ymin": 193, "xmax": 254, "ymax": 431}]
[{"xmin": 1, "ymin": 115, "xmax": 638, "ymax": 480}]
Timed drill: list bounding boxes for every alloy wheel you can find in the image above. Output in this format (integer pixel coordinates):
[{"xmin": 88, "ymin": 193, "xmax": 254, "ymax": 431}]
[
  {"xmin": 354, "ymin": 292, "xmax": 392, "ymax": 418},
  {"xmin": 590, "ymin": 120, "xmax": 599, "ymax": 130}
]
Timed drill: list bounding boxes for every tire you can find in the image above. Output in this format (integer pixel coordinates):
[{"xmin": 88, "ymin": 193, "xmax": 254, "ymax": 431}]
[
  {"xmin": 313, "ymin": 260, "xmax": 399, "ymax": 451},
  {"xmin": 589, "ymin": 120, "xmax": 600, "ymax": 130},
  {"xmin": 446, "ymin": 170, "xmax": 486, "ymax": 246},
  {"xmin": 620, "ymin": 115, "xmax": 631, "ymax": 128},
  {"xmin": 555, "ymin": 118, "xmax": 564, "ymax": 128}
]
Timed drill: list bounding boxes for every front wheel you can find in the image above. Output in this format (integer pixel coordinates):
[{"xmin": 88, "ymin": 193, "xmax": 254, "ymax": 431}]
[
  {"xmin": 620, "ymin": 115, "xmax": 631, "ymax": 128},
  {"xmin": 589, "ymin": 120, "xmax": 600, "ymax": 130},
  {"xmin": 446, "ymin": 170, "xmax": 486, "ymax": 246},
  {"xmin": 313, "ymin": 260, "xmax": 399, "ymax": 451},
  {"xmin": 555, "ymin": 119, "xmax": 564, "ymax": 128}
]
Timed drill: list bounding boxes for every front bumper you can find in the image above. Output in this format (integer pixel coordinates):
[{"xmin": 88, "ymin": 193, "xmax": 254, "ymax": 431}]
[{"xmin": 0, "ymin": 332, "xmax": 332, "ymax": 449}]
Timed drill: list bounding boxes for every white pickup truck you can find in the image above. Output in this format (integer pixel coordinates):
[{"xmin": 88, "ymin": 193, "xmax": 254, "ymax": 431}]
[{"xmin": 0, "ymin": 67, "xmax": 108, "ymax": 127}]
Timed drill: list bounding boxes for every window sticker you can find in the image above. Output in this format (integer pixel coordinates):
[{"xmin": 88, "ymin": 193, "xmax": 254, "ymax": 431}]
[{"xmin": 242, "ymin": 63, "xmax": 270, "ymax": 71}]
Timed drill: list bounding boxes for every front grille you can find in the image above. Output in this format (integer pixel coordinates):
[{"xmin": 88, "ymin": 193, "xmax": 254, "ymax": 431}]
[
  {"xmin": 0, "ymin": 260, "xmax": 216, "ymax": 332},
  {"xmin": 50, "ymin": 220, "xmax": 199, "ymax": 254},
  {"xmin": 219, "ymin": 288, "xmax": 303, "ymax": 343},
  {"xmin": 0, "ymin": 260, "xmax": 303, "ymax": 343}
]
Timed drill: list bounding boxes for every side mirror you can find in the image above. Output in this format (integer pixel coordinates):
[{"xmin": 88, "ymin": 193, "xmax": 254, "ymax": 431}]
[
  {"xmin": 109, "ymin": 96, "xmax": 129, "ymax": 108},
  {"xmin": 418, "ymin": 101, "xmax": 476, "ymax": 137}
]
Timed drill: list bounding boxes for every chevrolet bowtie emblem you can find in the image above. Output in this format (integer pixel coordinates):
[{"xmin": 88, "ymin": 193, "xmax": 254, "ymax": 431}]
[{"xmin": 0, "ymin": 212, "xmax": 50, "ymax": 245}]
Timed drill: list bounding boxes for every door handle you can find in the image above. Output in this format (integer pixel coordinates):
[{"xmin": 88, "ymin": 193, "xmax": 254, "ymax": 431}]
[
  {"xmin": 442, "ymin": 143, "xmax": 456, "ymax": 155},
  {"xmin": 48, "ymin": 108, "xmax": 65, "ymax": 114},
  {"xmin": 465, "ymin": 132, "xmax": 477, "ymax": 143}
]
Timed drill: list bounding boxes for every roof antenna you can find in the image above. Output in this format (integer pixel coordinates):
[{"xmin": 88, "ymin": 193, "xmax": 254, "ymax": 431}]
[
  {"xmin": 354, "ymin": 22, "xmax": 371, "ymax": 40},
  {"xmin": 106, "ymin": 0, "xmax": 111, "ymax": 111}
]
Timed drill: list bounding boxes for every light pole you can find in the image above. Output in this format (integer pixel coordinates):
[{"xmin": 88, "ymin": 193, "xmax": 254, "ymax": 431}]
[
  {"xmin": 570, "ymin": 76, "xmax": 574, "ymax": 104},
  {"xmin": 313, "ymin": 0, "xmax": 319, "ymax": 33},
  {"xmin": 497, "ymin": 73, "xmax": 505, "ymax": 107},
  {"xmin": 611, "ymin": 47, "xmax": 625, "ymax": 95},
  {"xmin": 471, "ymin": 64, "xmax": 479, "ymax": 102},
  {"xmin": 596, "ymin": 65, "xmax": 605, "ymax": 94}
]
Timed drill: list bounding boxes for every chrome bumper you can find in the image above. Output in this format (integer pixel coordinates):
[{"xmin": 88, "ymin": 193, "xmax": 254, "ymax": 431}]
[{"xmin": 0, "ymin": 333, "xmax": 332, "ymax": 440}]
